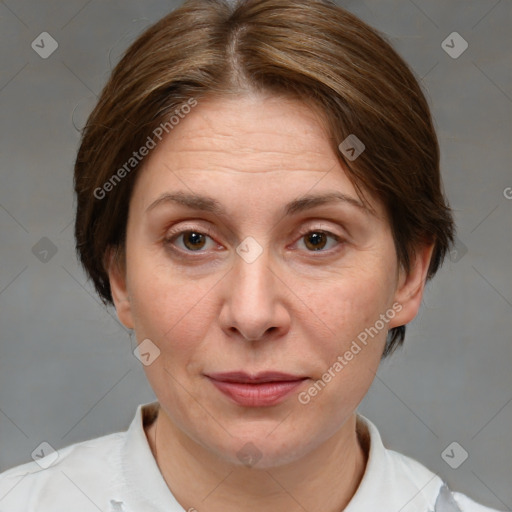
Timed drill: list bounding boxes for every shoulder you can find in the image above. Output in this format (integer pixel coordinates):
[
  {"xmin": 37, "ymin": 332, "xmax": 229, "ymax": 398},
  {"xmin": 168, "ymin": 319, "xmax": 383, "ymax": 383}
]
[
  {"xmin": 451, "ymin": 491, "xmax": 507, "ymax": 512},
  {"xmin": 386, "ymin": 449, "xmax": 504, "ymax": 512},
  {"xmin": 0, "ymin": 431, "xmax": 125, "ymax": 512},
  {"xmin": 354, "ymin": 414, "xmax": 504, "ymax": 512}
]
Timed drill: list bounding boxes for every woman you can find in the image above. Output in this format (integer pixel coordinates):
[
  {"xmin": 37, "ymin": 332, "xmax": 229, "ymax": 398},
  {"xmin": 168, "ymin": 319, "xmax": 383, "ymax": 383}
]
[{"xmin": 0, "ymin": 0, "xmax": 503, "ymax": 510}]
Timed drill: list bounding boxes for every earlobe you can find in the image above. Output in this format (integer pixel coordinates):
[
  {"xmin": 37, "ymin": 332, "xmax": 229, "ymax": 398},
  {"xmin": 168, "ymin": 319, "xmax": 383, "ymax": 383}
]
[
  {"xmin": 106, "ymin": 247, "xmax": 135, "ymax": 329},
  {"xmin": 388, "ymin": 243, "xmax": 435, "ymax": 329}
]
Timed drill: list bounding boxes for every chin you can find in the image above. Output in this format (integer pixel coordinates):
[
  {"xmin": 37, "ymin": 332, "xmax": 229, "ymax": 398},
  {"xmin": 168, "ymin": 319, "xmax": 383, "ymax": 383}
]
[{"xmin": 199, "ymin": 423, "xmax": 321, "ymax": 470}]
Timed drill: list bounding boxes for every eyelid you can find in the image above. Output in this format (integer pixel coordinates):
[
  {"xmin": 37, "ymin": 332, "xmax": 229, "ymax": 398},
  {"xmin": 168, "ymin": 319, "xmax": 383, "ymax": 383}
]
[
  {"xmin": 295, "ymin": 222, "xmax": 345, "ymax": 239},
  {"xmin": 164, "ymin": 222, "xmax": 214, "ymax": 238},
  {"xmin": 293, "ymin": 218, "xmax": 349, "ymax": 241}
]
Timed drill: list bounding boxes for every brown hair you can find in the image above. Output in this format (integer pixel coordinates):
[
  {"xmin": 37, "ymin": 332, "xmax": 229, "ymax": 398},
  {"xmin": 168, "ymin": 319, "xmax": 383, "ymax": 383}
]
[{"xmin": 74, "ymin": 0, "xmax": 455, "ymax": 357}]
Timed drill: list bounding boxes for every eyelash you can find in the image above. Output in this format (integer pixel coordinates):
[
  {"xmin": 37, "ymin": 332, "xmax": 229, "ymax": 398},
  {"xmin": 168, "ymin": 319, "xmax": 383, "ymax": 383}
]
[{"xmin": 163, "ymin": 225, "xmax": 344, "ymax": 256}]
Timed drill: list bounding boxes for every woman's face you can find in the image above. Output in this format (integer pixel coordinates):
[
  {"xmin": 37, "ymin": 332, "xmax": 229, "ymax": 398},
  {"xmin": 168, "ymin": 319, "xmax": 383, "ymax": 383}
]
[{"xmin": 110, "ymin": 93, "xmax": 429, "ymax": 468}]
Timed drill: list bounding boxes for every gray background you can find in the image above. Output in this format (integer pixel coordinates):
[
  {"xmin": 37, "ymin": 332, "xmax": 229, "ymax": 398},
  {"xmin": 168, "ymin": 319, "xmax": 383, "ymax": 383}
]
[{"xmin": 0, "ymin": 0, "xmax": 510, "ymax": 509}]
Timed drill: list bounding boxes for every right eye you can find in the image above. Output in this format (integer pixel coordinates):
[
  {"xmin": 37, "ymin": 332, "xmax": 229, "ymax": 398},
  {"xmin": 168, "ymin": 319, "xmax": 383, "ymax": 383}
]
[{"xmin": 165, "ymin": 229, "xmax": 218, "ymax": 252}]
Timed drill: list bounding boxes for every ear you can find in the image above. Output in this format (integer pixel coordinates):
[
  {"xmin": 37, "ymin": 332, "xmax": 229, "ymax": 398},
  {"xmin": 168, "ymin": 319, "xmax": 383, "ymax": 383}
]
[
  {"xmin": 388, "ymin": 242, "xmax": 435, "ymax": 329},
  {"xmin": 106, "ymin": 247, "xmax": 135, "ymax": 329}
]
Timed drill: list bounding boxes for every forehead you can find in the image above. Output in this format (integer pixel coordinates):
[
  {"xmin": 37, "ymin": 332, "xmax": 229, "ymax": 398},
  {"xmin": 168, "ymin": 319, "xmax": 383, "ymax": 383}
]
[
  {"xmin": 132, "ymin": 93, "xmax": 382, "ymax": 217},
  {"xmin": 145, "ymin": 93, "xmax": 337, "ymax": 172}
]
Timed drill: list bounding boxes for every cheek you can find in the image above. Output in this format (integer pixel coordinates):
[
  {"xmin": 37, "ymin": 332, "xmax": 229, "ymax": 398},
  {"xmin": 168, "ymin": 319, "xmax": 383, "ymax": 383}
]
[
  {"xmin": 296, "ymin": 281, "xmax": 387, "ymax": 418},
  {"xmin": 292, "ymin": 258, "xmax": 395, "ymax": 399},
  {"xmin": 126, "ymin": 254, "xmax": 217, "ymax": 352},
  {"xmin": 300, "ymin": 262, "xmax": 396, "ymax": 343},
  {"xmin": 127, "ymin": 262, "xmax": 217, "ymax": 412}
]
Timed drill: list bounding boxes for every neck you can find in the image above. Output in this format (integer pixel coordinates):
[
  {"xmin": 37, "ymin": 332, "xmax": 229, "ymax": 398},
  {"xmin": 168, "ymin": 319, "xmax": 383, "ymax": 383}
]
[{"xmin": 145, "ymin": 407, "xmax": 368, "ymax": 512}]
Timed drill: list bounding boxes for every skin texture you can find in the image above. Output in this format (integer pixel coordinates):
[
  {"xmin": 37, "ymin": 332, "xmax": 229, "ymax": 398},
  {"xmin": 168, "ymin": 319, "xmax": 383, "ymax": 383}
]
[{"xmin": 108, "ymin": 93, "xmax": 434, "ymax": 512}]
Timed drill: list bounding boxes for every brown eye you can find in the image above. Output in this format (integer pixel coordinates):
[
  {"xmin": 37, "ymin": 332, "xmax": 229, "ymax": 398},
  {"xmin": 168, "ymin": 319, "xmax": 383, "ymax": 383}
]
[
  {"xmin": 303, "ymin": 232, "xmax": 328, "ymax": 251},
  {"xmin": 165, "ymin": 228, "xmax": 217, "ymax": 253},
  {"xmin": 181, "ymin": 231, "xmax": 208, "ymax": 251},
  {"xmin": 296, "ymin": 230, "xmax": 342, "ymax": 253}
]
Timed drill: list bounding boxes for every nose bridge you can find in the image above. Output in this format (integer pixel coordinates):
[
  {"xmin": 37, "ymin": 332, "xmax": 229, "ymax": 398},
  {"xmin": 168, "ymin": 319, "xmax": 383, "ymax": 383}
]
[{"xmin": 233, "ymin": 236, "xmax": 274, "ymax": 306}]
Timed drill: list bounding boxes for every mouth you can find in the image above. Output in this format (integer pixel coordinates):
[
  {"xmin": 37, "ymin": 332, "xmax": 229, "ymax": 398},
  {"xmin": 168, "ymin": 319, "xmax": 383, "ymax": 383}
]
[{"xmin": 205, "ymin": 371, "xmax": 308, "ymax": 407}]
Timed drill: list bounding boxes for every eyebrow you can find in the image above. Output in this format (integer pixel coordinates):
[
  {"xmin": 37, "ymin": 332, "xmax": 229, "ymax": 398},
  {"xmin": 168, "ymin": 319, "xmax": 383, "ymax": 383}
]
[{"xmin": 145, "ymin": 190, "xmax": 369, "ymax": 217}]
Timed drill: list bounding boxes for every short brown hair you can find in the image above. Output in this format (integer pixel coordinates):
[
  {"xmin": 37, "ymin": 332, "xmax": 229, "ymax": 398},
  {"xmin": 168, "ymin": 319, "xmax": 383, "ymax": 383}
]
[{"xmin": 74, "ymin": 0, "xmax": 455, "ymax": 357}]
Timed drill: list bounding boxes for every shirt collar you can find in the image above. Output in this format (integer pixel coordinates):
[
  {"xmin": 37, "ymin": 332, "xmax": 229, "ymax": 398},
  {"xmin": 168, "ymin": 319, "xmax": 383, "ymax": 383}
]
[
  {"xmin": 120, "ymin": 401, "xmax": 443, "ymax": 512},
  {"xmin": 121, "ymin": 401, "xmax": 183, "ymax": 510},
  {"xmin": 346, "ymin": 414, "xmax": 443, "ymax": 512}
]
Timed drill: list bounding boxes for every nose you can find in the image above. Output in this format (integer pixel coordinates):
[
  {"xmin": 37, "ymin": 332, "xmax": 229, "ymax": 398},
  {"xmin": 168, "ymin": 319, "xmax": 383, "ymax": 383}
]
[{"xmin": 218, "ymin": 244, "xmax": 291, "ymax": 342}]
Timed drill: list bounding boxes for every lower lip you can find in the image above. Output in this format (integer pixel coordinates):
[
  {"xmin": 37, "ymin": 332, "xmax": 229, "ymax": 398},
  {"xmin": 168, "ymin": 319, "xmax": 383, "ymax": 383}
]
[{"xmin": 208, "ymin": 378, "xmax": 306, "ymax": 407}]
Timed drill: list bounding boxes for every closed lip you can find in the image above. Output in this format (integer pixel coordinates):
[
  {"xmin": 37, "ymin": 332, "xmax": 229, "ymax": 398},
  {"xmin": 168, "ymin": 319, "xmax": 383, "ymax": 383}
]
[{"xmin": 205, "ymin": 371, "xmax": 307, "ymax": 384}]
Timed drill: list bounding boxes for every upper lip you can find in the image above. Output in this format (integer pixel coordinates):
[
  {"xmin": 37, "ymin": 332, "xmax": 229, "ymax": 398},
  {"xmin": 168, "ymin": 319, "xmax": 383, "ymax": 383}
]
[{"xmin": 206, "ymin": 371, "xmax": 307, "ymax": 384}]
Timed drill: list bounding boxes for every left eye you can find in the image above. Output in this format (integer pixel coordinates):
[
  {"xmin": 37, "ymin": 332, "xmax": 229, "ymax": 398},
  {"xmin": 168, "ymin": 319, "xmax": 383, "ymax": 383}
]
[{"xmin": 296, "ymin": 230, "xmax": 341, "ymax": 251}]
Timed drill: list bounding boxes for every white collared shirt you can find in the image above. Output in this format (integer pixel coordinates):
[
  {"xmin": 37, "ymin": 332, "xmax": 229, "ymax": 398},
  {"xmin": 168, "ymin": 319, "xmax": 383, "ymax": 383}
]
[{"xmin": 0, "ymin": 401, "xmax": 502, "ymax": 512}]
